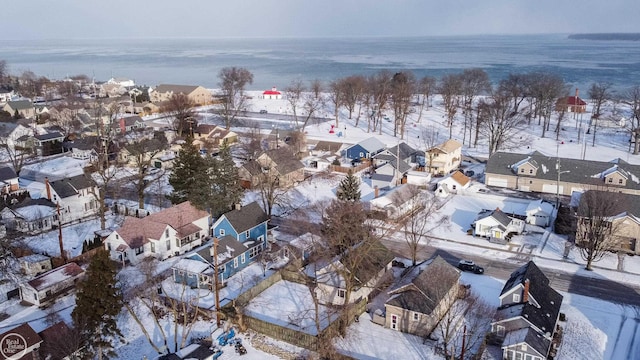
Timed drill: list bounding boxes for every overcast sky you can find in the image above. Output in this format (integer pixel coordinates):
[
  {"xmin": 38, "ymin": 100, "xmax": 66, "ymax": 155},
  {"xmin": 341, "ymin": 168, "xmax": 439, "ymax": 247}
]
[{"xmin": 3, "ymin": 0, "xmax": 640, "ymax": 39}]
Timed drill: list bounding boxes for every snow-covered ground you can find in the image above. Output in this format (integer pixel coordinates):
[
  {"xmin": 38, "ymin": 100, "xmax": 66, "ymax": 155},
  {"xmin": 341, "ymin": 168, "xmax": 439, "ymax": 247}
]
[{"xmin": 3, "ymin": 90, "xmax": 640, "ymax": 359}]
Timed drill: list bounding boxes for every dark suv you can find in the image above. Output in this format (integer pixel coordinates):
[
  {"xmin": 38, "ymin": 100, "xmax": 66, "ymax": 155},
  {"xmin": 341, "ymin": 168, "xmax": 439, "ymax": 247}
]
[{"xmin": 458, "ymin": 260, "xmax": 484, "ymax": 274}]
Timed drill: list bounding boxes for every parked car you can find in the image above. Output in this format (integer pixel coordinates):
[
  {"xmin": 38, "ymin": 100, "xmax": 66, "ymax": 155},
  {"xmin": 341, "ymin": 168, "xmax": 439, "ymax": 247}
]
[
  {"xmin": 259, "ymin": 109, "xmax": 268, "ymax": 114},
  {"xmin": 458, "ymin": 260, "xmax": 484, "ymax": 274}
]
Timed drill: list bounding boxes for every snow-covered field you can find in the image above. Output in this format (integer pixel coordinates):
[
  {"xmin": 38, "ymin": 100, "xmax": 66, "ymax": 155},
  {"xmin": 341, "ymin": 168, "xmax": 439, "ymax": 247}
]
[{"xmin": 3, "ymin": 89, "xmax": 640, "ymax": 359}]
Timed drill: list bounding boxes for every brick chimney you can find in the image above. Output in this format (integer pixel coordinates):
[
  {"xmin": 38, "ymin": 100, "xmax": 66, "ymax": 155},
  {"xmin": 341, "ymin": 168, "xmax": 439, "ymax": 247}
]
[
  {"xmin": 522, "ymin": 279, "xmax": 530, "ymax": 303},
  {"xmin": 374, "ymin": 185, "xmax": 379, "ymax": 198},
  {"xmin": 575, "ymin": 88, "xmax": 579, "ymax": 98},
  {"xmin": 45, "ymin": 177, "xmax": 51, "ymax": 200}
]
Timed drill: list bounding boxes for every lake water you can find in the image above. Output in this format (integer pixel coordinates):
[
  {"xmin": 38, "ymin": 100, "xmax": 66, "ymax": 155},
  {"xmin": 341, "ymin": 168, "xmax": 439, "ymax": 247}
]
[{"xmin": 1, "ymin": 34, "xmax": 639, "ymax": 92}]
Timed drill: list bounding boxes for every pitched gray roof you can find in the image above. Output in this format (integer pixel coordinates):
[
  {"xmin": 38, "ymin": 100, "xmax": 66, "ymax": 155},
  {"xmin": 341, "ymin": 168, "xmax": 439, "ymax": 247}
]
[
  {"xmin": 49, "ymin": 174, "xmax": 94, "ymax": 198},
  {"xmin": 478, "ymin": 208, "xmax": 513, "ymax": 227},
  {"xmin": 222, "ymin": 201, "xmax": 269, "ymax": 233},
  {"xmin": 6, "ymin": 100, "xmax": 33, "ymax": 110},
  {"xmin": 386, "ymin": 256, "xmax": 460, "ymax": 315},
  {"xmin": 387, "ymin": 142, "xmax": 418, "ymax": 161},
  {"xmin": 313, "ymin": 140, "xmax": 343, "ymax": 153},
  {"xmin": 0, "ymin": 166, "xmax": 17, "ymax": 181},
  {"xmin": 153, "ymin": 84, "xmax": 200, "ymax": 94},
  {"xmin": 351, "ymin": 137, "xmax": 385, "ymax": 153},
  {"xmin": 486, "ymin": 151, "xmax": 640, "ymax": 191},
  {"xmin": 578, "ymin": 190, "xmax": 640, "ymax": 217},
  {"xmin": 0, "ymin": 122, "xmax": 19, "ymax": 137},
  {"xmin": 262, "ymin": 148, "xmax": 304, "ymax": 175},
  {"xmin": 35, "ymin": 132, "xmax": 64, "ymax": 141}
]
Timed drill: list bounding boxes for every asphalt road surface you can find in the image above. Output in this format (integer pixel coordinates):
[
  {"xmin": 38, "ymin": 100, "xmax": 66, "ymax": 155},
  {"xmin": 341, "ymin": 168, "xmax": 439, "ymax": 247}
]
[{"xmin": 380, "ymin": 236, "xmax": 640, "ymax": 307}]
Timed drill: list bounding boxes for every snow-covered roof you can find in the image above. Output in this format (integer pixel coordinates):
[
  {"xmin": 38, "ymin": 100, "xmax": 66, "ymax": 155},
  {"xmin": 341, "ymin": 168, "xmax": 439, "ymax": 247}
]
[
  {"xmin": 26, "ymin": 262, "xmax": 83, "ymax": 291},
  {"xmin": 172, "ymin": 258, "xmax": 212, "ymax": 274}
]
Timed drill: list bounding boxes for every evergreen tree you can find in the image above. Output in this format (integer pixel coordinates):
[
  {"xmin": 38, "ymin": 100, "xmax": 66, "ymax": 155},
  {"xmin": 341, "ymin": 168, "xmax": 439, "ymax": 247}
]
[
  {"xmin": 72, "ymin": 249, "xmax": 123, "ymax": 359},
  {"xmin": 337, "ymin": 170, "xmax": 361, "ymax": 201},
  {"xmin": 208, "ymin": 146, "xmax": 244, "ymax": 217},
  {"xmin": 168, "ymin": 137, "xmax": 209, "ymax": 207}
]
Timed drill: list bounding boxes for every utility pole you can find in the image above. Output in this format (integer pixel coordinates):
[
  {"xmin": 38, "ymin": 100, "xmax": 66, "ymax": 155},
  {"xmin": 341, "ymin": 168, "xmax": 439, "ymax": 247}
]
[
  {"xmin": 57, "ymin": 202, "xmax": 66, "ymax": 263},
  {"xmin": 460, "ymin": 325, "xmax": 467, "ymax": 360},
  {"xmin": 212, "ymin": 237, "xmax": 221, "ymax": 327}
]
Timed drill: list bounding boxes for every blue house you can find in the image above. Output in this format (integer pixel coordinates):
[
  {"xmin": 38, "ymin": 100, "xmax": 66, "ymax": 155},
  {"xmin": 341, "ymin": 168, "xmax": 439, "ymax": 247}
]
[
  {"xmin": 344, "ymin": 137, "xmax": 386, "ymax": 160},
  {"xmin": 208, "ymin": 201, "xmax": 270, "ymax": 282}
]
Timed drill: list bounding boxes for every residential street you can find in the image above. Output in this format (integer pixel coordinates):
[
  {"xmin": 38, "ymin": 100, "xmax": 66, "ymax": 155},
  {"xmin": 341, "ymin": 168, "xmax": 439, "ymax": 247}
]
[{"xmin": 380, "ymin": 235, "xmax": 640, "ymax": 308}]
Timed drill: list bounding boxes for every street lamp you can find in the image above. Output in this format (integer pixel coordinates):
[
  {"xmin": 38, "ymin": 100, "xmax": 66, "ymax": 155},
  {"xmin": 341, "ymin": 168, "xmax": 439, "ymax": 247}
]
[{"xmin": 555, "ymin": 159, "xmax": 570, "ymax": 210}]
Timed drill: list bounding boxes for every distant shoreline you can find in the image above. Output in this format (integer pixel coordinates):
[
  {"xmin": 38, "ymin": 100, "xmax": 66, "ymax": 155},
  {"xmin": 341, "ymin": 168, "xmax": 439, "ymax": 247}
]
[{"xmin": 568, "ymin": 33, "xmax": 640, "ymax": 41}]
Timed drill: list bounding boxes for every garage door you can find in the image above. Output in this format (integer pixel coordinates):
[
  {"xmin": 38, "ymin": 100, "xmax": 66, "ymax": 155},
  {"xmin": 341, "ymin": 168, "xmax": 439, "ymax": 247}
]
[
  {"xmin": 542, "ymin": 184, "xmax": 563, "ymax": 194},
  {"xmin": 487, "ymin": 177, "xmax": 508, "ymax": 187}
]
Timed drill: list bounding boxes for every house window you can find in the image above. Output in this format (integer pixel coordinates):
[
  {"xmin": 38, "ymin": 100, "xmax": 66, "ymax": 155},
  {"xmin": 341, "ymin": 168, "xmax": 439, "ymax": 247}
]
[
  {"xmin": 241, "ymin": 253, "xmax": 246, "ymax": 263},
  {"xmin": 524, "ymin": 355, "xmax": 533, "ymax": 360},
  {"xmin": 413, "ymin": 312, "xmax": 419, "ymax": 321},
  {"xmin": 619, "ymin": 178, "xmax": 623, "ymax": 184},
  {"xmin": 608, "ymin": 177, "xmax": 613, "ymax": 183},
  {"xmin": 496, "ymin": 325, "xmax": 505, "ymax": 336},
  {"xmin": 452, "ymin": 184, "xmax": 457, "ymax": 190},
  {"xmin": 165, "ymin": 229, "xmax": 170, "ymax": 238},
  {"xmin": 166, "ymin": 240, "xmax": 171, "ymax": 251},
  {"xmin": 115, "ymin": 234, "xmax": 119, "ymax": 240},
  {"xmin": 175, "ymin": 239, "xmax": 180, "ymax": 248},
  {"xmin": 233, "ymin": 257, "xmax": 238, "ymax": 268},
  {"xmin": 529, "ymin": 180, "xmax": 533, "ymax": 184},
  {"xmin": 150, "ymin": 243, "xmax": 155, "ymax": 253},
  {"xmin": 515, "ymin": 352, "xmax": 523, "ymax": 360},
  {"xmin": 249, "ymin": 246, "xmax": 261, "ymax": 258},
  {"xmin": 520, "ymin": 168, "xmax": 524, "ymax": 173},
  {"xmin": 338, "ymin": 289, "xmax": 345, "ymax": 298},
  {"xmin": 219, "ymin": 229, "xmax": 225, "ymax": 236},
  {"xmin": 135, "ymin": 246, "xmax": 144, "ymax": 255},
  {"xmin": 529, "ymin": 169, "xmax": 533, "ymax": 174},
  {"xmin": 513, "ymin": 293, "xmax": 520, "ymax": 303},
  {"xmin": 245, "ymin": 230, "xmax": 250, "ymax": 238}
]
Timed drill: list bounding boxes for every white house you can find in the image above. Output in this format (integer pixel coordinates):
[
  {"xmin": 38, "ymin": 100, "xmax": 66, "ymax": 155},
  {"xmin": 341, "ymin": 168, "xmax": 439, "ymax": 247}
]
[
  {"xmin": 0, "ymin": 198, "xmax": 58, "ymax": 233},
  {"xmin": 435, "ymin": 171, "xmax": 471, "ymax": 197},
  {"xmin": 368, "ymin": 184, "xmax": 425, "ymax": 220},
  {"xmin": 104, "ymin": 201, "xmax": 210, "ymax": 265},
  {"xmin": 474, "ymin": 208, "xmax": 525, "ymax": 240},
  {"xmin": 44, "ymin": 175, "xmax": 99, "ymax": 223},
  {"xmin": 107, "ymin": 77, "xmax": 135, "ymax": 88},
  {"xmin": 19, "ymin": 254, "xmax": 52, "ymax": 276},
  {"xmin": 405, "ymin": 170, "xmax": 431, "ymax": 187},
  {"xmin": 262, "ymin": 86, "xmax": 282, "ymax": 100},
  {"xmin": 525, "ymin": 200, "xmax": 554, "ymax": 227},
  {"xmin": 19, "ymin": 262, "xmax": 84, "ymax": 307}
]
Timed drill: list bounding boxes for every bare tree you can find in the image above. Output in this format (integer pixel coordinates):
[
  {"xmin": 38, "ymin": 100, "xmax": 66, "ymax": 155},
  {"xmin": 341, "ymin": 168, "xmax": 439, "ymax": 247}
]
[
  {"xmin": 528, "ymin": 72, "xmax": 567, "ymax": 137},
  {"xmin": 122, "ymin": 134, "xmax": 168, "ymax": 208},
  {"xmin": 88, "ymin": 102, "xmax": 123, "ymax": 230},
  {"xmin": 328, "ymin": 79, "xmax": 344, "ymax": 127},
  {"xmin": 161, "ymin": 93, "xmax": 197, "ymax": 137},
  {"xmin": 218, "ymin": 67, "xmax": 254, "ymax": 129},
  {"xmin": 284, "ymin": 79, "xmax": 305, "ymax": 127},
  {"xmin": 416, "ymin": 75, "xmax": 437, "ymax": 123},
  {"xmin": 439, "ymin": 73, "xmax": 462, "ymax": 139},
  {"xmin": 459, "ymin": 68, "xmax": 491, "ymax": 146},
  {"xmin": 576, "ymin": 190, "xmax": 626, "ymax": 271},
  {"xmin": 301, "ymin": 92, "xmax": 324, "ymax": 132},
  {"xmin": 238, "ymin": 119, "xmax": 264, "ymax": 160},
  {"xmin": 625, "ymin": 85, "xmax": 640, "ymax": 154},
  {"xmin": 437, "ymin": 292, "xmax": 495, "ymax": 359},
  {"xmin": 309, "ymin": 79, "xmax": 323, "ymax": 100},
  {"xmin": 0, "ymin": 136, "xmax": 34, "ymax": 175},
  {"xmin": 390, "ymin": 71, "xmax": 416, "ymax": 139},
  {"xmin": 588, "ymin": 82, "xmax": 612, "ymax": 146},
  {"xmin": 0, "ymin": 59, "xmax": 7, "ymax": 86},
  {"xmin": 498, "ymin": 73, "xmax": 532, "ymax": 114},
  {"xmin": 478, "ymin": 91, "xmax": 527, "ymax": 155},
  {"xmin": 369, "ymin": 70, "xmax": 393, "ymax": 134},
  {"xmin": 340, "ymin": 75, "xmax": 367, "ymax": 121},
  {"xmin": 421, "ymin": 126, "xmax": 441, "ymax": 171},
  {"xmin": 396, "ymin": 187, "xmax": 449, "ymax": 265},
  {"xmin": 254, "ymin": 148, "xmax": 300, "ymax": 217}
]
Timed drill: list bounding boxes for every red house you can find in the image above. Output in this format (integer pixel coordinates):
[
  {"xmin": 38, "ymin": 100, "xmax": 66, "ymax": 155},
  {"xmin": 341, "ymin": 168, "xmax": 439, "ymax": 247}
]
[
  {"xmin": 556, "ymin": 88, "xmax": 587, "ymax": 113},
  {"xmin": 262, "ymin": 86, "xmax": 282, "ymax": 100}
]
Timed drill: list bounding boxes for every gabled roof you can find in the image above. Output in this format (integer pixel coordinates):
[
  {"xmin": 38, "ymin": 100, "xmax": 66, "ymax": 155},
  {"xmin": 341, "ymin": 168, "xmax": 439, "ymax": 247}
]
[
  {"xmin": 65, "ymin": 135, "xmax": 98, "ymax": 151},
  {"xmin": 39, "ymin": 321, "xmax": 76, "ymax": 360},
  {"xmin": 153, "ymin": 84, "xmax": 200, "ymax": 95},
  {"xmin": 115, "ymin": 216, "xmax": 163, "ymax": 248},
  {"xmin": 558, "ymin": 96, "xmax": 587, "ymax": 106},
  {"xmin": 49, "ymin": 174, "xmax": 95, "ymax": 198},
  {"xmin": 449, "ymin": 171, "xmax": 471, "ymax": 187},
  {"xmin": 260, "ymin": 148, "xmax": 305, "ymax": 175},
  {"xmin": 216, "ymin": 235, "xmax": 250, "ymax": 265},
  {"xmin": 35, "ymin": 132, "xmax": 64, "ymax": 141},
  {"xmin": 386, "ymin": 256, "xmax": 460, "ymax": 314},
  {"xmin": 501, "ymin": 261, "xmax": 549, "ymax": 297},
  {"xmin": 220, "ymin": 201, "xmax": 269, "ymax": 234},
  {"xmin": 241, "ymin": 160, "xmax": 263, "ymax": 176},
  {"xmin": 313, "ymin": 140, "xmax": 343, "ymax": 153},
  {"xmin": 0, "ymin": 166, "xmax": 18, "ymax": 181},
  {"xmin": 477, "ymin": 208, "xmax": 513, "ymax": 227},
  {"xmin": 0, "ymin": 122, "xmax": 20, "ymax": 137},
  {"xmin": 578, "ymin": 190, "xmax": 640, "ymax": 218},
  {"xmin": 429, "ymin": 139, "xmax": 462, "ymax": 154},
  {"xmin": 486, "ymin": 151, "xmax": 640, "ymax": 191},
  {"xmin": 145, "ymin": 201, "xmax": 209, "ymax": 230},
  {"xmin": 341, "ymin": 238, "xmax": 394, "ymax": 286},
  {"xmin": 350, "ymin": 137, "xmax": 386, "ymax": 153},
  {"xmin": 6, "ymin": 100, "xmax": 33, "ymax": 110},
  {"xmin": 386, "ymin": 142, "xmax": 418, "ymax": 160},
  {"xmin": 502, "ymin": 327, "xmax": 550, "ymax": 358},
  {"xmin": 27, "ymin": 262, "xmax": 84, "ymax": 291},
  {"xmin": 0, "ymin": 323, "xmax": 42, "ymax": 353}
]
